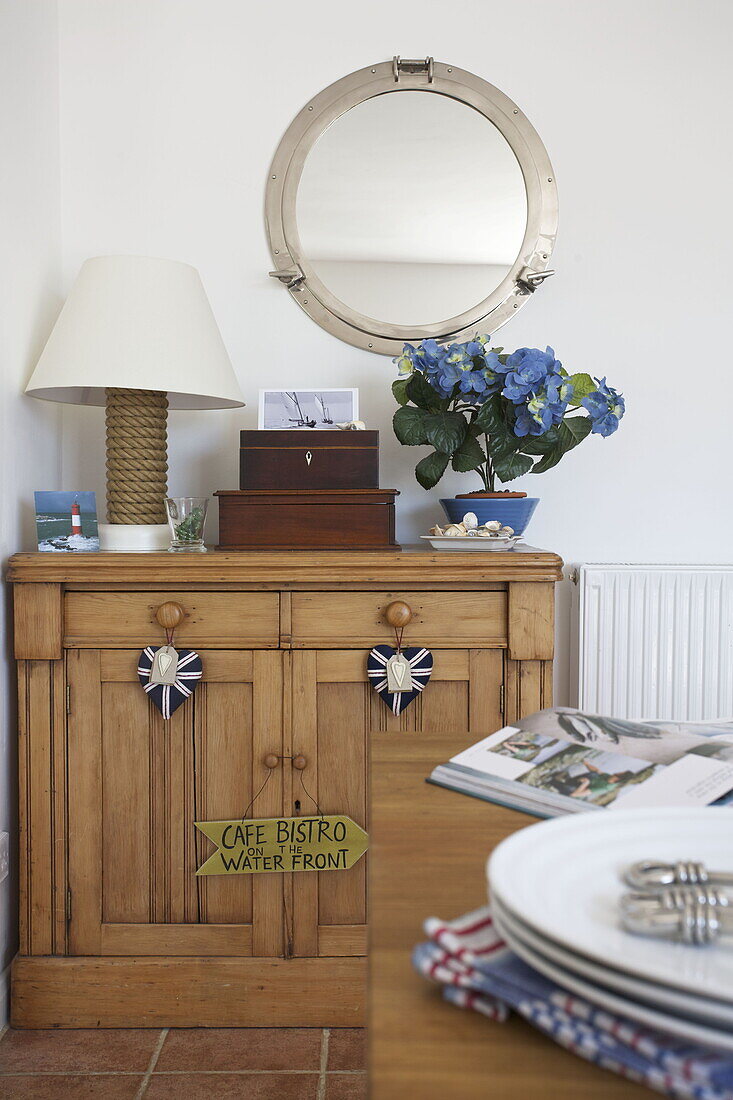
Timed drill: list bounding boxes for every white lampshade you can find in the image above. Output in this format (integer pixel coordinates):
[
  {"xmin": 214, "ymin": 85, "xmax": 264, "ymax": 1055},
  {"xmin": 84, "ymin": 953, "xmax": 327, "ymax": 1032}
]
[{"xmin": 25, "ymin": 255, "xmax": 244, "ymax": 409}]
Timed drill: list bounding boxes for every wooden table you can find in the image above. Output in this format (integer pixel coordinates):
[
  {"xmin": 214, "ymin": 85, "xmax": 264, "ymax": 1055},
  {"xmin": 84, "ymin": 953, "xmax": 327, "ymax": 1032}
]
[{"xmin": 369, "ymin": 732, "xmax": 652, "ymax": 1098}]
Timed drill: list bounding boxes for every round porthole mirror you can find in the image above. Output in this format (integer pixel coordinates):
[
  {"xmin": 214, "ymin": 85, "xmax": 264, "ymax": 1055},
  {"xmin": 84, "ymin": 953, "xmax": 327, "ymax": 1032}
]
[{"xmin": 265, "ymin": 58, "xmax": 558, "ymax": 355}]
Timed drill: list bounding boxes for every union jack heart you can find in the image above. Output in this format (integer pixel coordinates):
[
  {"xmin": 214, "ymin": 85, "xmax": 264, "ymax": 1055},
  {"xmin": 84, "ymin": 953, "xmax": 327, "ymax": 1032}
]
[
  {"xmin": 137, "ymin": 646, "xmax": 203, "ymax": 719},
  {"xmin": 367, "ymin": 645, "xmax": 433, "ymax": 715}
]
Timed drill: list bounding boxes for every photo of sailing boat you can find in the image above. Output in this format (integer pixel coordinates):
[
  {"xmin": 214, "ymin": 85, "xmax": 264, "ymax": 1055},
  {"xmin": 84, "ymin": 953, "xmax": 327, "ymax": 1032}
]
[{"xmin": 258, "ymin": 389, "xmax": 358, "ymax": 430}]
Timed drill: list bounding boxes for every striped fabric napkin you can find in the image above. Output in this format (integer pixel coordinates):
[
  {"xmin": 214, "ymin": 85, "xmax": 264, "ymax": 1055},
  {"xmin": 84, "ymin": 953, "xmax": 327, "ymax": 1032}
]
[{"xmin": 413, "ymin": 906, "xmax": 733, "ymax": 1099}]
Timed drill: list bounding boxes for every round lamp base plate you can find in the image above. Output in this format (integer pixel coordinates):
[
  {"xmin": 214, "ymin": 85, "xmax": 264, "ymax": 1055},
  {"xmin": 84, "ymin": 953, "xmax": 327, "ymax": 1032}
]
[{"xmin": 99, "ymin": 523, "xmax": 170, "ymax": 552}]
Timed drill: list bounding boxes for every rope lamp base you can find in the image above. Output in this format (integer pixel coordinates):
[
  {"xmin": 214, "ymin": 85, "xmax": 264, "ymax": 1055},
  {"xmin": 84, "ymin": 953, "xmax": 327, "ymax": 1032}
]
[
  {"xmin": 101, "ymin": 388, "xmax": 170, "ymax": 552},
  {"xmin": 105, "ymin": 388, "xmax": 168, "ymax": 524}
]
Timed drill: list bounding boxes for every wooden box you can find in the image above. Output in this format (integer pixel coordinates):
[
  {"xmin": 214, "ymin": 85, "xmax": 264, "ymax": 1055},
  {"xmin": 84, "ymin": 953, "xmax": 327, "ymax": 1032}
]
[
  {"xmin": 216, "ymin": 489, "xmax": 399, "ymax": 550},
  {"xmin": 239, "ymin": 430, "xmax": 379, "ymax": 491}
]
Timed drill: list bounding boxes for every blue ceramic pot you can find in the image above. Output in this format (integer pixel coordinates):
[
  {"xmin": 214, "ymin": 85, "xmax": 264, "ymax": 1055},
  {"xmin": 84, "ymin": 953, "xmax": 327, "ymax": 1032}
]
[{"xmin": 440, "ymin": 496, "xmax": 539, "ymax": 535}]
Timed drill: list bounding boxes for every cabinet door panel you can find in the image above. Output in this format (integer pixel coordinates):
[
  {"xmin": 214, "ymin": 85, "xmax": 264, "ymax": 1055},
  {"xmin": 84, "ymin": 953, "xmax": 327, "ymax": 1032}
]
[
  {"xmin": 290, "ymin": 648, "xmax": 504, "ymax": 958},
  {"xmin": 102, "ymin": 684, "xmax": 152, "ymax": 922},
  {"xmin": 68, "ymin": 649, "xmax": 283, "ymax": 957},
  {"xmin": 195, "ymin": 683, "xmax": 253, "ymax": 925},
  {"xmin": 317, "ymin": 683, "xmax": 367, "ymax": 928}
]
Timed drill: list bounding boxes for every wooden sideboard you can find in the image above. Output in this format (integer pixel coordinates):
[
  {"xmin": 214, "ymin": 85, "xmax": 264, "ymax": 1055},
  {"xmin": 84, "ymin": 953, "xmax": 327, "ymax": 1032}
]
[{"xmin": 7, "ymin": 546, "xmax": 562, "ymax": 1028}]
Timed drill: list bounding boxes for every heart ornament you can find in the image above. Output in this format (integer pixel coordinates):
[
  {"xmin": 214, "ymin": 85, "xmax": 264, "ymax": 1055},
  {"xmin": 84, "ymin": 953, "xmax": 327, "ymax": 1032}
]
[
  {"xmin": 137, "ymin": 645, "xmax": 203, "ymax": 718},
  {"xmin": 367, "ymin": 645, "xmax": 433, "ymax": 715}
]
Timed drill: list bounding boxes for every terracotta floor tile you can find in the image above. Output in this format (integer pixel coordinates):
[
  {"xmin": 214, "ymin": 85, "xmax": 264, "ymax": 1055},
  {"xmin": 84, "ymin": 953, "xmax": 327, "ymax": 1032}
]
[
  {"xmin": 147, "ymin": 1072, "xmax": 319, "ymax": 1099},
  {"xmin": 0, "ymin": 1029, "xmax": 161, "ymax": 1073},
  {"xmin": 0, "ymin": 1075, "xmax": 143, "ymax": 1098},
  {"xmin": 327, "ymin": 1029, "xmax": 366, "ymax": 1071},
  {"xmin": 326, "ymin": 1073, "xmax": 368, "ymax": 1100},
  {"xmin": 156, "ymin": 1029, "xmax": 322, "ymax": 1072}
]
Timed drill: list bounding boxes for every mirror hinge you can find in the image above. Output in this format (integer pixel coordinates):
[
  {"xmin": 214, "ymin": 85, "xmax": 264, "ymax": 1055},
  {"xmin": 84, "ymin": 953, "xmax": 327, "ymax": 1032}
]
[
  {"xmin": 517, "ymin": 268, "xmax": 555, "ymax": 295},
  {"xmin": 392, "ymin": 55, "xmax": 434, "ymax": 83},
  {"xmin": 268, "ymin": 265, "xmax": 306, "ymax": 291}
]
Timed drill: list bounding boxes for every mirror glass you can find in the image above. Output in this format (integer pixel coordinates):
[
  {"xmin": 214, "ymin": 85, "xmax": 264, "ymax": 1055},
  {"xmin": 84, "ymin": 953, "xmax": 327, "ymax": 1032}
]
[{"xmin": 296, "ymin": 91, "xmax": 527, "ymax": 328}]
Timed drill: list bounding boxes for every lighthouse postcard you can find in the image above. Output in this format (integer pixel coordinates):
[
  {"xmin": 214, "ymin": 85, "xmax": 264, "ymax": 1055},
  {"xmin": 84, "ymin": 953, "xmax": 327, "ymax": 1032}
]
[{"xmin": 34, "ymin": 490, "xmax": 99, "ymax": 552}]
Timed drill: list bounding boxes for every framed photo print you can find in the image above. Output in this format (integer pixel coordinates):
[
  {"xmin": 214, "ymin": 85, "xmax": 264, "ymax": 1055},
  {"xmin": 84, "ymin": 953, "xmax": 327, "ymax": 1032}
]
[
  {"xmin": 258, "ymin": 389, "xmax": 359, "ymax": 430},
  {"xmin": 35, "ymin": 490, "xmax": 100, "ymax": 552}
]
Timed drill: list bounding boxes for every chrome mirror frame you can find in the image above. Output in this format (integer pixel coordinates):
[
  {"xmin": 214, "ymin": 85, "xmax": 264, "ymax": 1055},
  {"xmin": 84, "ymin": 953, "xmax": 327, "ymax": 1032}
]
[{"xmin": 265, "ymin": 57, "xmax": 558, "ymax": 355}]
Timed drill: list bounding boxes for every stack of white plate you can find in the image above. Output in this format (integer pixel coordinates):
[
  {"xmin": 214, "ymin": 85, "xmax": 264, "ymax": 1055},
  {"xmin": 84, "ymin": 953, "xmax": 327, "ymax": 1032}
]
[{"xmin": 487, "ymin": 807, "xmax": 733, "ymax": 1051}]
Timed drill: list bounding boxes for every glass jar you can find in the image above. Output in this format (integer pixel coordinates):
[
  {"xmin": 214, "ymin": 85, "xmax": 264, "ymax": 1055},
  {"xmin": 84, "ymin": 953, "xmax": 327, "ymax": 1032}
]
[{"xmin": 165, "ymin": 497, "xmax": 208, "ymax": 553}]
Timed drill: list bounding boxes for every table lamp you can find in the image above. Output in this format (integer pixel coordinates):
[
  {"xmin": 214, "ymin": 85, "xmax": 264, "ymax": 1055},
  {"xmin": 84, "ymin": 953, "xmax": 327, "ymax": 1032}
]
[{"xmin": 25, "ymin": 255, "xmax": 244, "ymax": 551}]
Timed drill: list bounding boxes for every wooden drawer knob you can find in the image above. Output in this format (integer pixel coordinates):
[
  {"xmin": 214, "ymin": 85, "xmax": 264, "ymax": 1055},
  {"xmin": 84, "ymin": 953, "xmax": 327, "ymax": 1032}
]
[
  {"xmin": 263, "ymin": 753, "xmax": 280, "ymax": 769},
  {"xmin": 292, "ymin": 754, "xmax": 307, "ymax": 770},
  {"xmin": 384, "ymin": 600, "xmax": 412, "ymax": 628},
  {"xmin": 155, "ymin": 602, "xmax": 186, "ymax": 630}
]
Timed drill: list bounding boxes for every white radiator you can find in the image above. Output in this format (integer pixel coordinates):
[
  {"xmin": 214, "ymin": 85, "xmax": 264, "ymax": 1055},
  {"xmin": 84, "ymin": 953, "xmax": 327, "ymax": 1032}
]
[{"xmin": 576, "ymin": 564, "xmax": 733, "ymax": 721}]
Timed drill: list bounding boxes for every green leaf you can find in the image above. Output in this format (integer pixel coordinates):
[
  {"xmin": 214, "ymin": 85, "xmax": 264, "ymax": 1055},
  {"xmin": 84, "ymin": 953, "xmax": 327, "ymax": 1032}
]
[
  {"xmin": 424, "ymin": 411, "xmax": 468, "ymax": 455},
  {"xmin": 473, "ymin": 396, "xmax": 521, "ymax": 462},
  {"xmin": 567, "ymin": 373, "xmax": 596, "ymax": 402},
  {"xmin": 518, "ymin": 427, "xmax": 560, "ymax": 455},
  {"xmin": 530, "ymin": 416, "xmax": 593, "ymax": 474},
  {"xmin": 489, "ymin": 429, "xmax": 523, "ymax": 462},
  {"xmin": 393, "ymin": 405, "xmax": 430, "ymax": 446},
  {"xmin": 406, "ymin": 371, "xmax": 444, "ymax": 412},
  {"xmin": 559, "ymin": 415, "xmax": 593, "ymax": 448},
  {"xmin": 415, "ymin": 450, "xmax": 450, "ymax": 489},
  {"xmin": 493, "ymin": 452, "xmax": 534, "ymax": 483},
  {"xmin": 451, "ymin": 435, "xmax": 486, "ymax": 473},
  {"xmin": 473, "ymin": 395, "xmax": 504, "ymax": 435},
  {"xmin": 392, "ymin": 377, "xmax": 410, "ymax": 406},
  {"xmin": 530, "ymin": 445, "xmax": 565, "ymax": 475}
]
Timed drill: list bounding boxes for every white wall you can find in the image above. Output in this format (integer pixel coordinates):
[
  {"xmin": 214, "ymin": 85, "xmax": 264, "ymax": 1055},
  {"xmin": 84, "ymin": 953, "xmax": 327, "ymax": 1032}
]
[
  {"xmin": 0, "ymin": 0, "xmax": 62, "ymax": 1026},
  {"xmin": 56, "ymin": 0, "xmax": 733, "ymax": 707}
]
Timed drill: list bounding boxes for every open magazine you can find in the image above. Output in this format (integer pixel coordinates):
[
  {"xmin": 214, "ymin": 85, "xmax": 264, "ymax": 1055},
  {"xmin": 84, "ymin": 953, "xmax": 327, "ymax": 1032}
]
[{"xmin": 427, "ymin": 708, "xmax": 733, "ymax": 819}]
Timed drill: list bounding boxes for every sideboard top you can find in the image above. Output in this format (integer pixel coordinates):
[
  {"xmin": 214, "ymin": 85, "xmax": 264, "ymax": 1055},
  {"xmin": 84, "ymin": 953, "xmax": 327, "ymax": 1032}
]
[{"xmin": 7, "ymin": 546, "xmax": 563, "ymax": 585}]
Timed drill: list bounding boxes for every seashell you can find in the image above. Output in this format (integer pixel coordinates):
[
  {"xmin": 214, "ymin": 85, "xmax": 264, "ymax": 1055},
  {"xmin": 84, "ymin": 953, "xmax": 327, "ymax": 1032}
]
[
  {"xmin": 461, "ymin": 512, "xmax": 478, "ymax": 530},
  {"xmin": 477, "ymin": 527, "xmax": 494, "ymax": 537},
  {"xmin": 443, "ymin": 524, "xmax": 465, "ymax": 536},
  {"xmin": 485, "ymin": 520, "xmax": 503, "ymax": 532},
  {"xmin": 500, "ymin": 526, "xmax": 514, "ymax": 536},
  {"xmin": 429, "ymin": 524, "xmax": 444, "ymax": 536},
  {"xmin": 336, "ymin": 420, "xmax": 367, "ymax": 431}
]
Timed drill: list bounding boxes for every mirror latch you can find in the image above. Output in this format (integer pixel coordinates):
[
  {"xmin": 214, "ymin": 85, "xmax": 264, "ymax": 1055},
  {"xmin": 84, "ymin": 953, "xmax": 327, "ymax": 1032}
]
[
  {"xmin": 392, "ymin": 56, "xmax": 434, "ymax": 83},
  {"xmin": 269, "ymin": 265, "xmax": 306, "ymax": 291},
  {"xmin": 517, "ymin": 268, "xmax": 555, "ymax": 295}
]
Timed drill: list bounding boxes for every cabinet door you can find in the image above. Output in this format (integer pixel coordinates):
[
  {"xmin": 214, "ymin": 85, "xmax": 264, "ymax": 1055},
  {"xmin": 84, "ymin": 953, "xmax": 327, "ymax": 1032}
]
[
  {"xmin": 67, "ymin": 649, "xmax": 284, "ymax": 957},
  {"xmin": 288, "ymin": 648, "xmax": 503, "ymax": 958}
]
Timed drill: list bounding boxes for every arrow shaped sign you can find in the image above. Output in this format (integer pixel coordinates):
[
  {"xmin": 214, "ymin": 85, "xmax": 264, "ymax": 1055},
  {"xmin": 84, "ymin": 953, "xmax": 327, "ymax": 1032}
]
[{"xmin": 195, "ymin": 814, "xmax": 369, "ymax": 876}]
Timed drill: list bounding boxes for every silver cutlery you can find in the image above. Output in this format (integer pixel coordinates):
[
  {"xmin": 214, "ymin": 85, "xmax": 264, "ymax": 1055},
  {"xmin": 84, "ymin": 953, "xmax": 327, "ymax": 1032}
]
[
  {"xmin": 623, "ymin": 859, "xmax": 733, "ymax": 891},
  {"xmin": 621, "ymin": 885, "xmax": 732, "ymax": 945}
]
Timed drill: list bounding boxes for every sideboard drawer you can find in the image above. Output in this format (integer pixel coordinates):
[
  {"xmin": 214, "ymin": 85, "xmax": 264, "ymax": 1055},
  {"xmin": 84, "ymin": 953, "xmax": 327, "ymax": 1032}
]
[
  {"xmin": 64, "ymin": 591, "xmax": 280, "ymax": 648},
  {"xmin": 289, "ymin": 591, "xmax": 507, "ymax": 648}
]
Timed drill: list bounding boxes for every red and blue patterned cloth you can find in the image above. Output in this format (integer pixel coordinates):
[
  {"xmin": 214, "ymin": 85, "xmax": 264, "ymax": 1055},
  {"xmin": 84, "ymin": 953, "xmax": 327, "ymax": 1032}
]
[{"xmin": 413, "ymin": 906, "xmax": 733, "ymax": 1099}]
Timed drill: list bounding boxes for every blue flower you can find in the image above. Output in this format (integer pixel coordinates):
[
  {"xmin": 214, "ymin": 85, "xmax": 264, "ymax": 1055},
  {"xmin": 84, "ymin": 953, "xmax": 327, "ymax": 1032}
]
[
  {"xmin": 502, "ymin": 363, "xmax": 547, "ymax": 402},
  {"xmin": 500, "ymin": 346, "xmax": 564, "ymax": 403},
  {"xmin": 514, "ymin": 407, "xmax": 544, "ymax": 436},
  {"xmin": 581, "ymin": 377, "xmax": 625, "ymax": 437},
  {"xmin": 456, "ymin": 367, "xmax": 499, "ymax": 403},
  {"xmin": 546, "ymin": 374, "xmax": 574, "ymax": 406},
  {"xmin": 396, "ymin": 351, "xmax": 414, "ymax": 376}
]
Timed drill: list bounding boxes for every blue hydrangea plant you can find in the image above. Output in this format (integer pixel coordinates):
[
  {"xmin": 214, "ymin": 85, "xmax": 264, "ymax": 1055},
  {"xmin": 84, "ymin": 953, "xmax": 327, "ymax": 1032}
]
[{"xmin": 392, "ymin": 335, "xmax": 625, "ymax": 490}]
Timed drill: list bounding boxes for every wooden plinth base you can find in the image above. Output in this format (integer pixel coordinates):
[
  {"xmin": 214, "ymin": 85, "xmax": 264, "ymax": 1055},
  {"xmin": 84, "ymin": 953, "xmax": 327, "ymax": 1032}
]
[{"xmin": 11, "ymin": 955, "xmax": 366, "ymax": 1028}]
